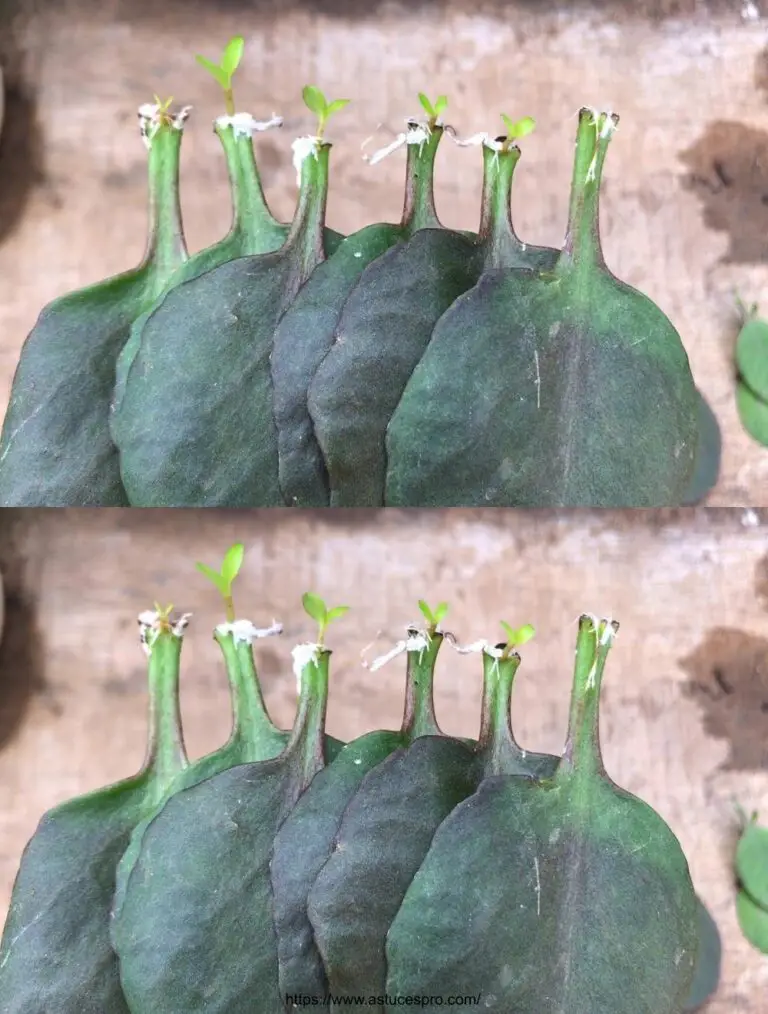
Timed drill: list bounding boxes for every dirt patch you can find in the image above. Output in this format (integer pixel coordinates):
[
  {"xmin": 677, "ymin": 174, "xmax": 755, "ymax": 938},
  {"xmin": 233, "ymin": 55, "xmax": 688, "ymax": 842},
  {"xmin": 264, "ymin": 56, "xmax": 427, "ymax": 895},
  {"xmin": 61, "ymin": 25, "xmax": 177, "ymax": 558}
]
[{"xmin": 680, "ymin": 627, "xmax": 768, "ymax": 771}]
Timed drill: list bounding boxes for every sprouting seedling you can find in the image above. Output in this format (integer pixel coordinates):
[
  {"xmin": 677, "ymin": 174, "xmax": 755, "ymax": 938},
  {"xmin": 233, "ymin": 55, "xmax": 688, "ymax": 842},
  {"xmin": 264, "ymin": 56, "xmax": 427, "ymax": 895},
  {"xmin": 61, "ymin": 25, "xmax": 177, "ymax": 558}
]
[
  {"xmin": 302, "ymin": 592, "xmax": 349, "ymax": 646},
  {"xmin": 302, "ymin": 86, "xmax": 350, "ymax": 139},
  {"xmin": 151, "ymin": 95, "xmax": 176, "ymax": 127},
  {"xmin": 195, "ymin": 35, "xmax": 245, "ymax": 116},
  {"xmin": 499, "ymin": 621, "xmax": 536, "ymax": 659},
  {"xmin": 417, "ymin": 599, "xmax": 449, "ymax": 634},
  {"xmin": 153, "ymin": 602, "xmax": 175, "ymax": 633},
  {"xmin": 196, "ymin": 542, "xmax": 245, "ymax": 623},
  {"xmin": 418, "ymin": 93, "xmax": 448, "ymax": 128},
  {"xmin": 500, "ymin": 113, "xmax": 535, "ymax": 152}
]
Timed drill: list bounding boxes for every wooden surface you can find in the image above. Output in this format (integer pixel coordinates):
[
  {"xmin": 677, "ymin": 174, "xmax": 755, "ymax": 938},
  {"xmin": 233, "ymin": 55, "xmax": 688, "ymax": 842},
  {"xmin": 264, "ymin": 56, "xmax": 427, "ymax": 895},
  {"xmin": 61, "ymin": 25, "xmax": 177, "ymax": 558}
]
[
  {"xmin": 0, "ymin": 2, "xmax": 767, "ymax": 502},
  {"xmin": 0, "ymin": 507, "xmax": 766, "ymax": 1010}
]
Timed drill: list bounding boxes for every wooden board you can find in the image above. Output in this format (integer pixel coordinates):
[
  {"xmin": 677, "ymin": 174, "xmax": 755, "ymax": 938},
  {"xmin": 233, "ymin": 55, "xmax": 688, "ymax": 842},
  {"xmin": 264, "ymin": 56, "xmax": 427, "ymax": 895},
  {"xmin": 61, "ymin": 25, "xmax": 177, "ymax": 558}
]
[
  {"xmin": 0, "ymin": 1, "xmax": 767, "ymax": 502},
  {"xmin": 0, "ymin": 506, "xmax": 766, "ymax": 1009}
]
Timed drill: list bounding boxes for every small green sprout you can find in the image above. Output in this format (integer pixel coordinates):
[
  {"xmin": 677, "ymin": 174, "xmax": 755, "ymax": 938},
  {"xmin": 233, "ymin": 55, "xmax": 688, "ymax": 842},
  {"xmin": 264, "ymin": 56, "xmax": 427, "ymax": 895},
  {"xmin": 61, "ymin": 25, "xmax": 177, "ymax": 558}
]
[
  {"xmin": 153, "ymin": 602, "xmax": 175, "ymax": 633},
  {"xmin": 418, "ymin": 93, "xmax": 448, "ymax": 128},
  {"xmin": 302, "ymin": 592, "xmax": 349, "ymax": 645},
  {"xmin": 196, "ymin": 543, "xmax": 245, "ymax": 623},
  {"xmin": 195, "ymin": 35, "xmax": 245, "ymax": 116},
  {"xmin": 500, "ymin": 114, "xmax": 536, "ymax": 152},
  {"xmin": 302, "ymin": 86, "xmax": 350, "ymax": 139},
  {"xmin": 417, "ymin": 599, "xmax": 449, "ymax": 633},
  {"xmin": 499, "ymin": 621, "xmax": 536, "ymax": 658}
]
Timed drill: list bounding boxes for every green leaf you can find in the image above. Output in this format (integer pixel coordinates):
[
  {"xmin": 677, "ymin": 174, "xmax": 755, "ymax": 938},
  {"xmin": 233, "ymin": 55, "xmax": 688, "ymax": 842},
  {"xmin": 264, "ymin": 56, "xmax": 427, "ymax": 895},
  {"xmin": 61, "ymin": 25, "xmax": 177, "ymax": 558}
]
[
  {"xmin": 195, "ymin": 54, "xmax": 230, "ymax": 91},
  {"xmin": 501, "ymin": 621, "xmax": 535, "ymax": 646},
  {"xmin": 325, "ymin": 605, "xmax": 349, "ymax": 622},
  {"xmin": 433, "ymin": 601, "xmax": 449, "ymax": 624},
  {"xmin": 736, "ymin": 887, "xmax": 768, "ymax": 954},
  {"xmin": 221, "ymin": 542, "xmax": 245, "ymax": 585},
  {"xmin": 417, "ymin": 599, "xmax": 435, "ymax": 624},
  {"xmin": 433, "ymin": 95, "xmax": 448, "ymax": 117},
  {"xmin": 302, "ymin": 85, "xmax": 327, "ymax": 115},
  {"xmin": 386, "ymin": 108, "xmax": 698, "ymax": 507},
  {"xmin": 735, "ymin": 316, "xmax": 768, "ymax": 401},
  {"xmin": 195, "ymin": 562, "xmax": 230, "ymax": 599},
  {"xmin": 735, "ymin": 819, "xmax": 768, "ymax": 909},
  {"xmin": 681, "ymin": 389, "xmax": 721, "ymax": 505},
  {"xmin": 302, "ymin": 592, "xmax": 327, "ymax": 624},
  {"xmin": 736, "ymin": 377, "xmax": 768, "ymax": 447},
  {"xmin": 386, "ymin": 616, "xmax": 698, "ymax": 1012},
  {"xmin": 418, "ymin": 92, "xmax": 435, "ymax": 117},
  {"xmin": 325, "ymin": 98, "xmax": 350, "ymax": 117},
  {"xmin": 683, "ymin": 897, "xmax": 722, "ymax": 1011},
  {"xmin": 502, "ymin": 113, "xmax": 536, "ymax": 139},
  {"xmin": 221, "ymin": 36, "xmax": 244, "ymax": 77}
]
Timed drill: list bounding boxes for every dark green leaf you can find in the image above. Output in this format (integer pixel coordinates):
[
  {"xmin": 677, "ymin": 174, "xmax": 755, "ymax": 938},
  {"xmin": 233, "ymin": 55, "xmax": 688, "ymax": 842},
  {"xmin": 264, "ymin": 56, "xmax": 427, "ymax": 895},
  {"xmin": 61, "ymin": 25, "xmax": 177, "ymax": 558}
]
[
  {"xmin": 735, "ymin": 316, "xmax": 768, "ymax": 402},
  {"xmin": 308, "ymin": 229, "xmax": 483, "ymax": 505},
  {"xmin": 683, "ymin": 897, "xmax": 721, "ymax": 1011},
  {"xmin": 271, "ymin": 223, "xmax": 403, "ymax": 506},
  {"xmin": 682, "ymin": 389, "xmax": 721, "ymax": 505},
  {"xmin": 736, "ymin": 377, "xmax": 768, "ymax": 447},
  {"xmin": 307, "ymin": 737, "xmax": 480, "ymax": 999},
  {"xmin": 271, "ymin": 730, "xmax": 405, "ymax": 1002},
  {"xmin": 386, "ymin": 268, "xmax": 698, "ymax": 506}
]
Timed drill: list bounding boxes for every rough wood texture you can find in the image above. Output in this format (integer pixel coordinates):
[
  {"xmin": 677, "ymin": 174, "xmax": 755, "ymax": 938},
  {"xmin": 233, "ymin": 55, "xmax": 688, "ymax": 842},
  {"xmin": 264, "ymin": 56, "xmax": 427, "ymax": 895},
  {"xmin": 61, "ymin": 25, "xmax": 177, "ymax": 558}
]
[
  {"xmin": 0, "ymin": 1, "xmax": 767, "ymax": 502},
  {"xmin": 0, "ymin": 507, "xmax": 766, "ymax": 1009}
]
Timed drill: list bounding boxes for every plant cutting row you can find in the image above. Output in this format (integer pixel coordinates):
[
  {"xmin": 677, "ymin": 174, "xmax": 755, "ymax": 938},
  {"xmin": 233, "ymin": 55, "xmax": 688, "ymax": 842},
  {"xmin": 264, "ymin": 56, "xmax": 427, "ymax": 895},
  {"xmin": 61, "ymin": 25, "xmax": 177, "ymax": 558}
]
[
  {"xmin": 0, "ymin": 545, "xmax": 718, "ymax": 1013},
  {"xmin": 0, "ymin": 38, "xmax": 720, "ymax": 507}
]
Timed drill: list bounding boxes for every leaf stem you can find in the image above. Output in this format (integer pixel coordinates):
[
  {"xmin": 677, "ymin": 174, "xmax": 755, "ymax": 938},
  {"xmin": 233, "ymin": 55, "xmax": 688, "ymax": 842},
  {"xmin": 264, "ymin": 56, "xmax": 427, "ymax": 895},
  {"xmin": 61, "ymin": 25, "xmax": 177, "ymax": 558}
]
[
  {"xmin": 214, "ymin": 631, "xmax": 283, "ymax": 756},
  {"xmin": 400, "ymin": 632, "xmax": 442, "ymax": 740},
  {"xmin": 143, "ymin": 114, "xmax": 189, "ymax": 295},
  {"xmin": 476, "ymin": 651, "xmax": 526, "ymax": 776},
  {"xmin": 285, "ymin": 142, "xmax": 332, "ymax": 282},
  {"xmin": 478, "ymin": 145, "xmax": 524, "ymax": 268},
  {"xmin": 142, "ymin": 627, "xmax": 189, "ymax": 805},
  {"xmin": 286, "ymin": 649, "xmax": 331, "ymax": 792},
  {"xmin": 401, "ymin": 126, "xmax": 442, "ymax": 235}
]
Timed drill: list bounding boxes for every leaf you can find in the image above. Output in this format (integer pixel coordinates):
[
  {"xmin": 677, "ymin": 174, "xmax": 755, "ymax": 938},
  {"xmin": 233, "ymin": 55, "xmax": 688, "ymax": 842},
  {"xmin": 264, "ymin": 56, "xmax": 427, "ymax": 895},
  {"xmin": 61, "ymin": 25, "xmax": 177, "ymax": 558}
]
[
  {"xmin": 194, "ymin": 54, "xmax": 230, "ymax": 90},
  {"xmin": 433, "ymin": 601, "xmax": 449, "ymax": 624},
  {"xmin": 221, "ymin": 36, "xmax": 245, "ymax": 77},
  {"xmin": 111, "ymin": 145, "xmax": 337, "ymax": 506},
  {"xmin": 735, "ymin": 316, "xmax": 768, "ymax": 401},
  {"xmin": 433, "ymin": 95, "xmax": 448, "ymax": 117},
  {"xmin": 302, "ymin": 84, "xmax": 327, "ymax": 114},
  {"xmin": 682, "ymin": 389, "xmax": 721, "ymax": 505},
  {"xmin": 417, "ymin": 599, "xmax": 435, "ymax": 624},
  {"xmin": 111, "ymin": 653, "xmax": 335, "ymax": 1014},
  {"xmin": 271, "ymin": 634, "xmax": 445, "ymax": 1002},
  {"xmin": 735, "ymin": 819, "xmax": 768, "ymax": 909},
  {"xmin": 736, "ymin": 888, "xmax": 768, "ymax": 954},
  {"xmin": 418, "ymin": 92, "xmax": 435, "ymax": 117},
  {"xmin": 736, "ymin": 378, "xmax": 768, "ymax": 447},
  {"xmin": 501, "ymin": 621, "xmax": 535, "ymax": 646},
  {"xmin": 386, "ymin": 110, "xmax": 697, "ymax": 507},
  {"xmin": 195, "ymin": 561, "xmax": 230, "ymax": 599},
  {"xmin": 503, "ymin": 113, "xmax": 536, "ymax": 139},
  {"xmin": 386, "ymin": 617, "xmax": 698, "ymax": 1012},
  {"xmin": 325, "ymin": 605, "xmax": 349, "ymax": 622},
  {"xmin": 0, "ymin": 629, "xmax": 188, "ymax": 1013},
  {"xmin": 221, "ymin": 542, "xmax": 245, "ymax": 585},
  {"xmin": 325, "ymin": 98, "xmax": 350, "ymax": 116},
  {"xmin": 308, "ymin": 738, "xmax": 479, "ymax": 999},
  {"xmin": 302, "ymin": 592, "xmax": 327, "ymax": 624},
  {"xmin": 683, "ymin": 897, "xmax": 722, "ymax": 1011}
]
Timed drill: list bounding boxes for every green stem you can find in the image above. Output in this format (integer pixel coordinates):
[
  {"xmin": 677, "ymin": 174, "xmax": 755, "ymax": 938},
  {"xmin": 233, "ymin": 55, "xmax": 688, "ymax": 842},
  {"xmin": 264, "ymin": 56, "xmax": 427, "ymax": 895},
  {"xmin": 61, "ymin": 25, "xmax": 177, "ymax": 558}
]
[
  {"xmin": 215, "ymin": 123, "xmax": 282, "ymax": 254},
  {"xmin": 476, "ymin": 650, "xmax": 525, "ymax": 776},
  {"xmin": 401, "ymin": 124, "xmax": 443, "ymax": 235},
  {"xmin": 557, "ymin": 109, "xmax": 616, "ymax": 281},
  {"xmin": 478, "ymin": 144, "xmax": 524, "ymax": 268},
  {"xmin": 557, "ymin": 615, "xmax": 617, "ymax": 783},
  {"xmin": 214, "ymin": 631, "xmax": 283, "ymax": 757},
  {"xmin": 285, "ymin": 649, "xmax": 331, "ymax": 792},
  {"xmin": 143, "ymin": 119, "xmax": 188, "ymax": 293},
  {"xmin": 142, "ymin": 628, "xmax": 188, "ymax": 804},
  {"xmin": 284, "ymin": 142, "xmax": 331, "ymax": 285},
  {"xmin": 400, "ymin": 631, "xmax": 442, "ymax": 740}
]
